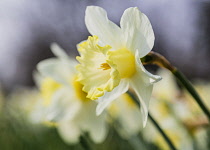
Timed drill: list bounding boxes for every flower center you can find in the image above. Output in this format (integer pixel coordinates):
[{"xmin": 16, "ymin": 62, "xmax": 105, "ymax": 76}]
[
  {"xmin": 40, "ymin": 78, "xmax": 61, "ymax": 105},
  {"xmin": 108, "ymin": 48, "xmax": 136, "ymax": 78},
  {"xmin": 73, "ymin": 77, "xmax": 89, "ymax": 102},
  {"xmin": 99, "ymin": 63, "xmax": 111, "ymax": 70}
]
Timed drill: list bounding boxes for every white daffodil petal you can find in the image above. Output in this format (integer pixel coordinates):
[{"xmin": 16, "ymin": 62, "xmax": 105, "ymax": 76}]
[
  {"xmin": 87, "ymin": 104, "xmax": 107, "ymax": 143},
  {"xmin": 57, "ymin": 121, "xmax": 81, "ymax": 144},
  {"xmin": 51, "ymin": 43, "xmax": 77, "ymax": 68},
  {"xmin": 96, "ymin": 79, "xmax": 129, "ymax": 116},
  {"xmin": 120, "ymin": 7, "xmax": 155, "ymax": 57},
  {"xmin": 89, "ymin": 118, "xmax": 107, "ymax": 143},
  {"xmin": 74, "ymin": 102, "xmax": 108, "ymax": 143},
  {"xmin": 135, "ymin": 51, "xmax": 162, "ymax": 84},
  {"xmin": 129, "ymin": 52, "xmax": 161, "ymax": 127},
  {"xmin": 85, "ymin": 6, "xmax": 122, "ymax": 49},
  {"xmin": 37, "ymin": 58, "xmax": 74, "ymax": 85},
  {"xmin": 44, "ymin": 88, "xmax": 81, "ymax": 122},
  {"xmin": 129, "ymin": 70, "xmax": 153, "ymax": 127},
  {"xmin": 32, "ymin": 70, "xmax": 43, "ymax": 87},
  {"xmin": 51, "ymin": 43, "xmax": 69, "ymax": 61}
]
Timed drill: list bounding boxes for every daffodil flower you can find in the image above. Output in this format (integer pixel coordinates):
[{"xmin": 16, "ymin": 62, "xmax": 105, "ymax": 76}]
[
  {"xmin": 35, "ymin": 44, "xmax": 108, "ymax": 144},
  {"xmin": 76, "ymin": 6, "xmax": 161, "ymax": 126}
]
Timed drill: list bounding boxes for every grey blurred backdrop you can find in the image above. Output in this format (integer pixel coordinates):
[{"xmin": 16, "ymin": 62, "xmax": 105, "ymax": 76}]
[{"xmin": 0, "ymin": 0, "xmax": 210, "ymax": 91}]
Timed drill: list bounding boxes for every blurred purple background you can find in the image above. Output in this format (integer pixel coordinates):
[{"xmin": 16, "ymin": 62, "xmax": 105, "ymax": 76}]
[{"xmin": 0, "ymin": 0, "xmax": 210, "ymax": 91}]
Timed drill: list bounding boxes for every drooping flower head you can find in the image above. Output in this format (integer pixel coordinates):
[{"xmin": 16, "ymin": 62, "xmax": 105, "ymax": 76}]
[{"xmin": 77, "ymin": 6, "xmax": 161, "ymax": 126}]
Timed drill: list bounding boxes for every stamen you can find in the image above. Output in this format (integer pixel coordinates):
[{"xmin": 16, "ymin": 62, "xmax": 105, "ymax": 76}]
[{"xmin": 99, "ymin": 63, "xmax": 111, "ymax": 70}]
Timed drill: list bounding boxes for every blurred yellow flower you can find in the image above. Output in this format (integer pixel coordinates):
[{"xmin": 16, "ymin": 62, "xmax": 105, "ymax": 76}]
[
  {"xmin": 77, "ymin": 6, "xmax": 161, "ymax": 126},
  {"xmin": 40, "ymin": 77, "xmax": 61, "ymax": 105},
  {"xmin": 36, "ymin": 43, "xmax": 108, "ymax": 144},
  {"xmin": 6, "ymin": 87, "xmax": 43, "ymax": 122}
]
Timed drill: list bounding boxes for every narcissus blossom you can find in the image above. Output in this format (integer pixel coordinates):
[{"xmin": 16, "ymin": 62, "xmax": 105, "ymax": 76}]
[
  {"xmin": 36, "ymin": 44, "xmax": 108, "ymax": 144},
  {"xmin": 76, "ymin": 6, "xmax": 161, "ymax": 126}
]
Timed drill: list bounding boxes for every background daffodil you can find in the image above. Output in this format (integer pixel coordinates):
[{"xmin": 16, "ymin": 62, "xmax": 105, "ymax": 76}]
[
  {"xmin": 76, "ymin": 6, "xmax": 161, "ymax": 126},
  {"xmin": 36, "ymin": 44, "xmax": 108, "ymax": 144}
]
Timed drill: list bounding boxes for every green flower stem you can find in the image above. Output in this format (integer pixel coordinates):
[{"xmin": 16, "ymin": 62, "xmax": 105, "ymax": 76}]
[
  {"xmin": 141, "ymin": 51, "xmax": 210, "ymax": 121},
  {"xmin": 80, "ymin": 135, "xmax": 93, "ymax": 150},
  {"xmin": 148, "ymin": 114, "xmax": 177, "ymax": 150},
  {"xmin": 127, "ymin": 91, "xmax": 177, "ymax": 150},
  {"xmin": 172, "ymin": 69, "xmax": 210, "ymax": 120}
]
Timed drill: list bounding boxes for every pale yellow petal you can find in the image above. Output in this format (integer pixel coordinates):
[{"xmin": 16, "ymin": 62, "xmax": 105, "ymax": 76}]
[{"xmin": 76, "ymin": 36, "xmax": 120, "ymax": 100}]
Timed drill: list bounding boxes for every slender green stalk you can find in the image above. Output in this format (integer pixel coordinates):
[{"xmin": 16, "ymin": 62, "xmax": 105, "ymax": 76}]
[
  {"xmin": 80, "ymin": 135, "xmax": 93, "ymax": 150},
  {"xmin": 148, "ymin": 114, "xmax": 177, "ymax": 150},
  {"xmin": 172, "ymin": 69, "xmax": 210, "ymax": 120},
  {"xmin": 141, "ymin": 51, "xmax": 210, "ymax": 121},
  {"xmin": 127, "ymin": 91, "xmax": 177, "ymax": 150}
]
